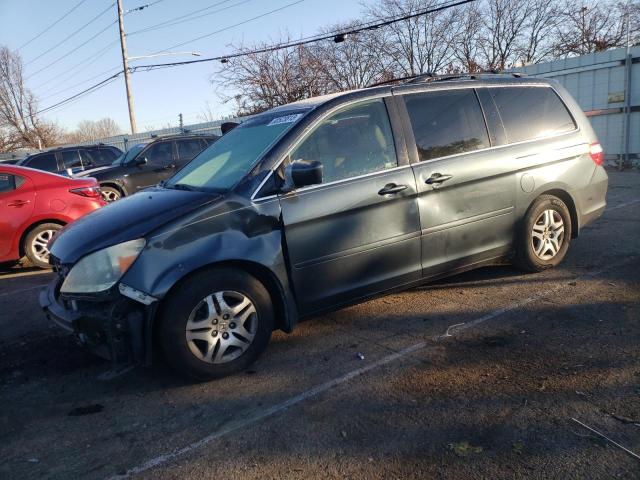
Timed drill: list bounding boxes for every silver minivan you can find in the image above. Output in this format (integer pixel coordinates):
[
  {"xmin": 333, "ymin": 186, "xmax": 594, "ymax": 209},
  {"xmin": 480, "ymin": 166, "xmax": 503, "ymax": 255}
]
[{"xmin": 43, "ymin": 74, "xmax": 608, "ymax": 379}]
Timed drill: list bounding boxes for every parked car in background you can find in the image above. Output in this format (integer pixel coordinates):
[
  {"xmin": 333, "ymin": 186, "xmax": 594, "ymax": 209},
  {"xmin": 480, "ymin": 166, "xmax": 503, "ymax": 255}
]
[
  {"xmin": 18, "ymin": 144, "xmax": 123, "ymax": 176},
  {"xmin": 0, "ymin": 159, "xmax": 21, "ymax": 165},
  {"xmin": 42, "ymin": 74, "xmax": 607, "ymax": 379},
  {"xmin": 76, "ymin": 134, "xmax": 219, "ymax": 202},
  {"xmin": 0, "ymin": 165, "xmax": 105, "ymax": 268}
]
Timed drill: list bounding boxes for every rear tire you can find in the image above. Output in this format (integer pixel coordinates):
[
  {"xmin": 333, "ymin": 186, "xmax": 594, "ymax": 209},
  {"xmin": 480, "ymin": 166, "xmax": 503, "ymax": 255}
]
[
  {"xmin": 515, "ymin": 195, "xmax": 572, "ymax": 272},
  {"xmin": 24, "ymin": 223, "xmax": 62, "ymax": 269},
  {"xmin": 100, "ymin": 185, "xmax": 122, "ymax": 202},
  {"xmin": 158, "ymin": 268, "xmax": 274, "ymax": 380}
]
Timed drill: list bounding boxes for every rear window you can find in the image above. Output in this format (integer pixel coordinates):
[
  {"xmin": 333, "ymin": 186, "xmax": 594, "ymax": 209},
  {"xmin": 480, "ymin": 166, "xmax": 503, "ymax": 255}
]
[
  {"xmin": 490, "ymin": 87, "xmax": 577, "ymax": 144},
  {"xmin": 24, "ymin": 153, "xmax": 57, "ymax": 172},
  {"xmin": 0, "ymin": 173, "xmax": 15, "ymax": 193},
  {"xmin": 403, "ymin": 89, "xmax": 490, "ymax": 162}
]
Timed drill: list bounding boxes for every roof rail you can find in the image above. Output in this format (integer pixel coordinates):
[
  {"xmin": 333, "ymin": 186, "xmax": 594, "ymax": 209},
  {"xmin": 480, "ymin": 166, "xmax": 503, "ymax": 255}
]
[{"xmin": 366, "ymin": 71, "xmax": 526, "ymax": 88}]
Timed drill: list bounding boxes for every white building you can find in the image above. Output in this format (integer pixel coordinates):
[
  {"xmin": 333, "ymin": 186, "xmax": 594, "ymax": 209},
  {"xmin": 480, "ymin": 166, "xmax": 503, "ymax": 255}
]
[{"xmin": 514, "ymin": 46, "xmax": 639, "ymax": 167}]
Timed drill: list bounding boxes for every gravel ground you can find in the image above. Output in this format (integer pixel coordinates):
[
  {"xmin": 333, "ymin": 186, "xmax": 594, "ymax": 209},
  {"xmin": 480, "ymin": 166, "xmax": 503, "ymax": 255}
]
[{"xmin": 0, "ymin": 170, "xmax": 638, "ymax": 480}]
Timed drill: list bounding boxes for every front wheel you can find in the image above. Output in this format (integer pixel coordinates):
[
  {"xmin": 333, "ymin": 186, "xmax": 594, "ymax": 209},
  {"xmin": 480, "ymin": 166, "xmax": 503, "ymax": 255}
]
[
  {"xmin": 24, "ymin": 223, "xmax": 62, "ymax": 269},
  {"xmin": 158, "ymin": 268, "xmax": 274, "ymax": 380},
  {"xmin": 515, "ymin": 195, "xmax": 572, "ymax": 272}
]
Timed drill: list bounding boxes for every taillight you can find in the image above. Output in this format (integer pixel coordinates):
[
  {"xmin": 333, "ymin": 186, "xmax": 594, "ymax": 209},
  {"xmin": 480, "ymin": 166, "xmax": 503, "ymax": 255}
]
[
  {"xmin": 589, "ymin": 142, "xmax": 604, "ymax": 166},
  {"xmin": 70, "ymin": 186, "xmax": 101, "ymax": 198}
]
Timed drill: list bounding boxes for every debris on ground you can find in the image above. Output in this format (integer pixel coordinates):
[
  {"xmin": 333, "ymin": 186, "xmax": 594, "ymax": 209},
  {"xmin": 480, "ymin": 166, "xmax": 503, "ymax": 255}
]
[{"xmin": 448, "ymin": 441, "xmax": 483, "ymax": 457}]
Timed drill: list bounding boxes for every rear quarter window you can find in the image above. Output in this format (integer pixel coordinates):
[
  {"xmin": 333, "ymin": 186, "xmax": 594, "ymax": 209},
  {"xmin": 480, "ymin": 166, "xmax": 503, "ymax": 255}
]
[
  {"xmin": 23, "ymin": 153, "xmax": 58, "ymax": 172},
  {"xmin": 490, "ymin": 86, "xmax": 577, "ymax": 144}
]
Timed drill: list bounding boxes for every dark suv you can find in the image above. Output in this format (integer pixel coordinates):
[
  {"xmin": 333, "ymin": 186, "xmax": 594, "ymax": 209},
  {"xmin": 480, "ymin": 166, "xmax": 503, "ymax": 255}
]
[
  {"xmin": 19, "ymin": 144, "xmax": 122, "ymax": 175},
  {"xmin": 77, "ymin": 134, "xmax": 219, "ymax": 202},
  {"xmin": 42, "ymin": 74, "xmax": 608, "ymax": 380}
]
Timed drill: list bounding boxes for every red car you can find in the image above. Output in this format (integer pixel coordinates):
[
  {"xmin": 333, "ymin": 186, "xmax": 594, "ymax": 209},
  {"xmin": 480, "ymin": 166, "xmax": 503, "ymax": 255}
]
[{"xmin": 0, "ymin": 165, "xmax": 105, "ymax": 269}]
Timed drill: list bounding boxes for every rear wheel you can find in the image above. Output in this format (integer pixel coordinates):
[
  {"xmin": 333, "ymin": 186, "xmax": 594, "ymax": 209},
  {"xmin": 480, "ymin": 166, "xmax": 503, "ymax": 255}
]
[
  {"xmin": 515, "ymin": 195, "xmax": 572, "ymax": 272},
  {"xmin": 158, "ymin": 268, "xmax": 274, "ymax": 380},
  {"xmin": 100, "ymin": 185, "xmax": 122, "ymax": 202},
  {"xmin": 24, "ymin": 223, "xmax": 62, "ymax": 269}
]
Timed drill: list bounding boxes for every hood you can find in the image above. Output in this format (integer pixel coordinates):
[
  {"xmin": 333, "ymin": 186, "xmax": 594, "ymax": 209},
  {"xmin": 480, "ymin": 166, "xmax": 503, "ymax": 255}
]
[{"xmin": 50, "ymin": 187, "xmax": 221, "ymax": 264}]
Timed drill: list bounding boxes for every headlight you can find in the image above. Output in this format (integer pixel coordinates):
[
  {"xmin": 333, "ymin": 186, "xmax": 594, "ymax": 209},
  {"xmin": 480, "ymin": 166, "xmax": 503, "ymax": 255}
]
[{"xmin": 60, "ymin": 239, "xmax": 146, "ymax": 294}]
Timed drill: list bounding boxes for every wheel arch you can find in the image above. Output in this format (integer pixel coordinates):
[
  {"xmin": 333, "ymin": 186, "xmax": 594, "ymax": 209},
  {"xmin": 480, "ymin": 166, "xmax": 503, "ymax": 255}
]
[
  {"xmin": 18, "ymin": 219, "xmax": 66, "ymax": 258},
  {"xmin": 157, "ymin": 259, "xmax": 293, "ymax": 334},
  {"xmin": 531, "ymin": 188, "xmax": 579, "ymax": 238},
  {"xmin": 99, "ymin": 181, "xmax": 126, "ymax": 197}
]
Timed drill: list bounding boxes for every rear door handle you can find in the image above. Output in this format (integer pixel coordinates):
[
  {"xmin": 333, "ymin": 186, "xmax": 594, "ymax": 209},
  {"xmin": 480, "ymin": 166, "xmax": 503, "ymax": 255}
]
[
  {"xmin": 8, "ymin": 200, "xmax": 30, "ymax": 207},
  {"xmin": 425, "ymin": 173, "xmax": 453, "ymax": 185},
  {"xmin": 378, "ymin": 183, "xmax": 408, "ymax": 195}
]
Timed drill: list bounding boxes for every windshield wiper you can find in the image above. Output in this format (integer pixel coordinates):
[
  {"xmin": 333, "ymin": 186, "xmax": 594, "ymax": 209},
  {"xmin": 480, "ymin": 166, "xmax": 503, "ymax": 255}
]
[{"xmin": 170, "ymin": 183, "xmax": 198, "ymax": 191}]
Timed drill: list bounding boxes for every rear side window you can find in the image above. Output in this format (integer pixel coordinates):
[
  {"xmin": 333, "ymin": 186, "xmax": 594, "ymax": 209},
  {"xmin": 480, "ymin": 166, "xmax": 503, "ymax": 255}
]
[
  {"xmin": 490, "ymin": 87, "xmax": 577, "ymax": 144},
  {"xmin": 61, "ymin": 150, "xmax": 82, "ymax": 169},
  {"xmin": 0, "ymin": 173, "xmax": 16, "ymax": 193},
  {"xmin": 88, "ymin": 148, "xmax": 118, "ymax": 166},
  {"xmin": 403, "ymin": 89, "xmax": 490, "ymax": 162},
  {"xmin": 24, "ymin": 153, "xmax": 57, "ymax": 172}
]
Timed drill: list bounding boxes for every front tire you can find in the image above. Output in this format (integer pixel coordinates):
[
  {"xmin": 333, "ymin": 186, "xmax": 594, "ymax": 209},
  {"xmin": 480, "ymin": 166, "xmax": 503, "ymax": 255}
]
[
  {"xmin": 24, "ymin": 223, "xmax": 62, "ymax": 269},
  {"xmin": 158, "ymin": 268, "xmax": 274, "ymax": 380},
  {"xmin": 515, "ymin": 195, "xmax": 572, "ymax": 272}
]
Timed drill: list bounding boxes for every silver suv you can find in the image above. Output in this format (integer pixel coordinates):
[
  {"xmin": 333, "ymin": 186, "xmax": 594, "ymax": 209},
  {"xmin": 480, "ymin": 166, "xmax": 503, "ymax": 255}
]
[{"xmin": 42, "ymin": 74, "xmax": 608, "ymax": 379}]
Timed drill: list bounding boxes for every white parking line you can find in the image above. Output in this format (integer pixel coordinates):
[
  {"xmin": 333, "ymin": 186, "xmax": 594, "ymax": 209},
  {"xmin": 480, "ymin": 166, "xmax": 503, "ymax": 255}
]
[
  {"xmin": 108, "ymin": 341, "xmax": 431, "ymax": 480},
  {"xmin": 0, "ymin": 284, "xmax": 49, "ymax": 298},
  {"xmin": 607, "ymin": 198, "xmax": 640, "ymax": 212},
  {"xmin": 0, "ymin": 269, "xmax": 52, "ymax": 280},
  {"xmin": 108, "ymin": 203, "xmax": 639, "ymax": 479}
]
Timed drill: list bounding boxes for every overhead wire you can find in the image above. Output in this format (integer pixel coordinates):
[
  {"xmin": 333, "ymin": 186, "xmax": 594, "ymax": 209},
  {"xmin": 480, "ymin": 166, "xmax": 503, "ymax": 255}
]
[
  {"xmin": 34, "ymin": 0, "xmax": 475, "ymax": 115},
  {"xmin": 24, "ymin": 2, "xmax": 116, "ymax": 67},
  {"xmin": 16, "ymin": 0, "xmax": 90, "ymax": 52},
  {"xmin": 126, "ymin": 0, "xmax": 250, "ymax": 37},
  {"xmin": 152, "ymin": 0, "xmax": 309, "ymax": 54}
]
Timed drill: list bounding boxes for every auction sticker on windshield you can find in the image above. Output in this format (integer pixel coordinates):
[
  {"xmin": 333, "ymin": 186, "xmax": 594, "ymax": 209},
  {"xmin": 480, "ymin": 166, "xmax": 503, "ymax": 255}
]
[{"xmin": 267, "ymin": 113, "xmax": 303, "ymax": 126}]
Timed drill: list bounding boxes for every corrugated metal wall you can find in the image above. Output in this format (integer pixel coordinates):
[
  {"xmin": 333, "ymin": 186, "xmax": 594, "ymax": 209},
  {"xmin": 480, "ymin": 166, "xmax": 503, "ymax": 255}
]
[{"xmin": 514, "ymin": 46, "xmax": 639, "ymax": 165}]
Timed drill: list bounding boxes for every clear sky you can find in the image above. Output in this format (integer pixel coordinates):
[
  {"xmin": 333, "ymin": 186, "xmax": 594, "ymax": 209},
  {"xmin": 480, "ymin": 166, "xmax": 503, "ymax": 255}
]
[{"xmin": 0, "ymin": 0, "xmax": 366, "ymax": 133}]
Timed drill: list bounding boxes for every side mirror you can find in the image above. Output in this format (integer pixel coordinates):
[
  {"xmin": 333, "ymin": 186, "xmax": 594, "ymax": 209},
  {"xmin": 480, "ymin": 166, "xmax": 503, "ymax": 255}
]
[
  {"xmin": 135, "ymin": 156, "xmax": 148, "ymax": 166},
  {"xmin": 284, "ymin": 159, "xmax": 323, "ymax": 191}
]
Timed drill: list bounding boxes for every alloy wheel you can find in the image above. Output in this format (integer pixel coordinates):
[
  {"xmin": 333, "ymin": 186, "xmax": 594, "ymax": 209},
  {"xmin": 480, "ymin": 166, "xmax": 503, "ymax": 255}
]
[
  {"xmin": 185, "ymin": 291, "xmax": 258, "ymax": 364},
  {"xmin": 531, "ymin": 209, "xmax": 565, "ymax": 260},
  {"xmin": 31, "ymin": 229, "xmax": 56, "ymax": 264},
  {"xmin": 101, "ymin": 188, "xmax": 121, "ymax": 202}
]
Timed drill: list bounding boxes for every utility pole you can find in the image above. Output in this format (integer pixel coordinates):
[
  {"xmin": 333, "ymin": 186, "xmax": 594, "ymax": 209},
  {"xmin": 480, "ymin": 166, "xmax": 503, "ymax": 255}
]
[
  {"xmin": 117, "ymin": 0, "xmax": 137, "ymax": 134},
  {"xmin": 179, "ymin": 113, "xmax": 184, "ymax": 133}
]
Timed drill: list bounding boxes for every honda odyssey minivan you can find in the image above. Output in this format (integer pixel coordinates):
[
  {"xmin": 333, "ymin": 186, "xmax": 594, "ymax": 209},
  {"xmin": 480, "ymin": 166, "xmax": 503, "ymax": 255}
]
[{"xmin": 41, "ymin": 74, "xmax": 608, "ymax": 379}]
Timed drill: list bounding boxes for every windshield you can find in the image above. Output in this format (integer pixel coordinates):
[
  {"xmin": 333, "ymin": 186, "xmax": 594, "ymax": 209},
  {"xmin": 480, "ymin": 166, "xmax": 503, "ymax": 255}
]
[
  {"xmin": 165, "ymin": 109, "xmax": 308, "ymax": 192},
  {"xmin": 112, "ymin": 144, "xmax": 146, "ymax": 165}
]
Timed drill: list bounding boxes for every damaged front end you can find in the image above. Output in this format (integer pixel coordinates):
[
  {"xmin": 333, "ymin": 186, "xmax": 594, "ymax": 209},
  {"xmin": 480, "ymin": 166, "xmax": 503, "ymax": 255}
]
[{"xmin": 40, "ymin": 257, "xmax": 157, "ymax": 373}]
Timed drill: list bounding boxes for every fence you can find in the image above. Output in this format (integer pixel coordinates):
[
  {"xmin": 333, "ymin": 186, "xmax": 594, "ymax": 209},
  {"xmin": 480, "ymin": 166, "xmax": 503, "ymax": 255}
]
[{"xmin": 0, "ymin": 117, "xmax": 243, "ymax": 162}]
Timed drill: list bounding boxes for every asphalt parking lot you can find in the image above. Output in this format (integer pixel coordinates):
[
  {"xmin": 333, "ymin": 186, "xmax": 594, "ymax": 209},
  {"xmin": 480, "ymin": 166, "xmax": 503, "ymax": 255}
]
[{"xmin": 1, "ymin": 170, "xmax": 639, "ymax": 480}]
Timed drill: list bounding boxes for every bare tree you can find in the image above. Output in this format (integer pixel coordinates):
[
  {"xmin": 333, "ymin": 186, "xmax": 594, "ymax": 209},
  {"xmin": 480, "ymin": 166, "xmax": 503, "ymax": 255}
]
[
  {"xmin": 216, "ymin": 37, "xmax": 329, "ymax": 115},
  {"xmin": 517, "ymin": 0, "xmax": 561, "ymax": 65},
  {"xmin": 64, "ymin": 117, "xmax": 121, "ymax": 143},
  {"xmin": 553, "ymin": 1, "xmax": 632, "ymax": 56},
  {"xmin": 478, "ymin": 0, "xmax": 534, "ymax": 70},
  {"xmin": 198, "ymin": 101, "xmax": 218, "ymax": 123},
  {"xmin": 364, "ymin": 0, "xmax": 459, "ymax": 76},
  {"xmin": 451, "ymin": 1, "xmax": 484, "ymax": 72},
  {"xmin": 0, "ymin": 46, "xmax": 62, "ymax": 150}
]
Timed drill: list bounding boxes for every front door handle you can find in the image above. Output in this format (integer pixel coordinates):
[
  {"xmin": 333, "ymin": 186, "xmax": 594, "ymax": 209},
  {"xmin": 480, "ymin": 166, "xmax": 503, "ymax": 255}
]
[
  {"xmin": 162, "ymin": 164, "xmax": 176, "ymax": 170},
  {"xmin": 378, "ymin": 183, "xmax": 408, "ymax": 195},
  {"xmin": 8, "ymin": 200, "xmax": 30, "ymax": 207},
  {"xmin": 425, "ymin": 173, "xmax": 453, "ymax": 185}
]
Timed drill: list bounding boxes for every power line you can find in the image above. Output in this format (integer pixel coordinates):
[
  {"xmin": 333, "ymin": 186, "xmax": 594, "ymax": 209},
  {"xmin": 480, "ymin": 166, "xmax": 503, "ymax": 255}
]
[
  {"xmin": 127, "ymin": 0, "xmax": 255, "ymax": 37},
  {"xmin": 125, "ymin": 0, "xmax": 167, "ymax": 14},
  {"xmin": 35, "ymin": 0, "xmax": 475, "ymax": 115},
  {"xmin": 24, "ymin": 2, "xmax": 116, "ymax": 67},
  {"xmin": 26, "ymin": 20, "xmax": 119, "ymax": 80},
  {"xmin": 139, "ymin": 0, "xmax": 475, "ymax": 70},
  {"xmin": 33, "ymin": 41, "xmax": 120, "ymax": 93},
  {"xmin": 40, "ymin": 65, "xmax": 122, "ymax": 101},
  {"xmin": 152, "ymin": 0, "xmax": 310, "ymax": 54},
  {"xmin": 35, "ymin": 71, "xmax": 123, "ymax": 116},
  {"xmin": 16, "ymin": 0, "xmax": 90, "ymax": 52}
]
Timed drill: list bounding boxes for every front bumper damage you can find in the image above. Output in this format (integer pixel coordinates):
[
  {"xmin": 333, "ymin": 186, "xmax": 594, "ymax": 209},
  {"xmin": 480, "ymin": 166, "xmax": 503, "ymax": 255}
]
[{"xmin": 40, "ymin": 276, "xmax": 157, "ymax": 372}]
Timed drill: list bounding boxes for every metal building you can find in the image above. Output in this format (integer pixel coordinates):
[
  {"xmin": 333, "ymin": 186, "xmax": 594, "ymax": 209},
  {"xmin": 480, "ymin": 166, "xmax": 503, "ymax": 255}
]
[{"xmin": 514, "ymin": 45, "xmax": 639, "ymax": 167}]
